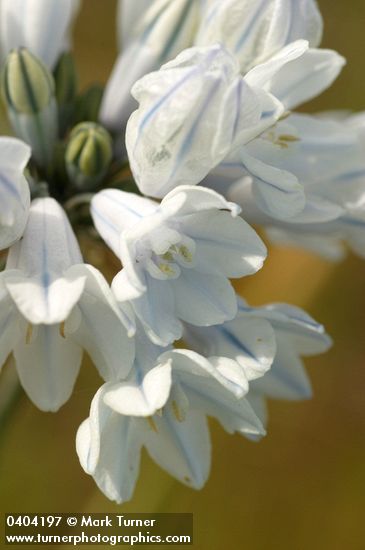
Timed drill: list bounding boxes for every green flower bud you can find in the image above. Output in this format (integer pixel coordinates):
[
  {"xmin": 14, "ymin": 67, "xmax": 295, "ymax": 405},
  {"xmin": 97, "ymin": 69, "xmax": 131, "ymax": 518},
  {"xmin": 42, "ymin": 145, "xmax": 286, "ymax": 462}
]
[
  {"xmin": 1, "ymin": 48, "xmax": 58, "ymax": 170},
  {"xmin": 54, "ymin": 52, "xmax": 78, "ymax": 136},
  {"xmin": 2, "ymin": 48, "xmax": 55, "ymax": 114},
  {"xmin": 54, "ymin": 52, "xmax": 77, "ymax": 105},
  {"xmin": 74, "ymin": 84, "xmax": 103, "ymax": 124},
  {"xmin": 65, "ymin": 122, "xmax": 113, "ymax": 189}
]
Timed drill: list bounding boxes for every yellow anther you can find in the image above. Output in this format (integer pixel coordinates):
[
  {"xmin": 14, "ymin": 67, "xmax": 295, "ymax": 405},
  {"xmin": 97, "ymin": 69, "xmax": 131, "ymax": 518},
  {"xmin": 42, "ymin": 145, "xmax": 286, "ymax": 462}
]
[
  {"xmin": 159, "ymin": 262, "xmax": 176, "ymax": 276},
  {"xmin": 162, "ymin": 251, "xmax": 174, "ymax": 261},
  {"xmin": 147, "ymin": 417, "xmax": 158, "ymax": 433},
  {"xmin": 178, "ymin": 245, "xmax": 193, "ymax": 263},
  {"xmin": 172, "ymin": 400, "xmax": 185, "ymax": 422},
  {"xmin": 278, "ymin": 134, "xmax": 300, "ymax": 143},
  {"xmin": 25, "ymin": 323, "xmax": 33, "ymax": 345},
  {"xmin": 59, "ymin": 321, "xmax": 66, "ymax": 339}
]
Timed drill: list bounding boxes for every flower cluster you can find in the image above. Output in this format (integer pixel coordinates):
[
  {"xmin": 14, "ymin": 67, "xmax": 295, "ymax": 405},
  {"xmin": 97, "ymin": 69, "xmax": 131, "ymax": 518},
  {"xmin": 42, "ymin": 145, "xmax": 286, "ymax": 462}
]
[{"xmin": 2, "ymin": 0, "xmax": 362, "ymax": 504}]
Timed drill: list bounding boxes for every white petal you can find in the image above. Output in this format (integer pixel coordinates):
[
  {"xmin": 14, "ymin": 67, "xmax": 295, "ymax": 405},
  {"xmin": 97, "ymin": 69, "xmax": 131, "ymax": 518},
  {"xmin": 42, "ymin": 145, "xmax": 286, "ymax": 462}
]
[
  {"xmin": 0, "ymin": 0, "xmax": 81, "ymax": 68},
  {"xmin": 103, "ymin": 0, "xmax": 199, "ymax": 128},
  {"xmin": 241, "ymin": 147, "xmax": 306, "ymax": 220},
  {"xmin": 66, "ymin": 264, "xmax": 135, "ymax": 381},
  {"xmin": 185, "ymin": 315, "xmax": 276, "ymax": 381},
  {"xmin": 161, "ymin": 185, "xmax": 241, "ymax": 217},
  {"xmin": 180, "ymin": 208, "xmax": 267, "ymax": 277},
  {"xmin": 245, "ymin": 39, "xmax": 309, "ymax": 88},
  {"xmin": 6, "ymin": 197, "xmax": 82, "ymax": 272},
  {"xmin": 0, "ymin": 289, "xmax": 19, "ymax": 369},
  {"xmin": 76, "ymin": 386, "xmax": 142, "ymax": 504},
  {"xmin": 251, "ymin": 339, "xmax": 312, "ymax": 400},
  {"xmin": 3, "ymin": 267, "xmax": 86, "ymax": 325},
  {"xmin": 116, "ymin": 0, "xmax": 152, "ymax": 49},
  {"xmin": 100, "ymin": 44, "xmax": 157, "ymax": 129},
  {"xmin": 103, "ymin": 361, "xmax": 172, "ymax": 416},
  {"xmin": 195, "ymin": 0, "xmax": 322, "ymax": 72},
  {"xmin": 14, "ymin": 322, "xmax": 82, "ymax": 411},
  {"xmin": 162, "ymin": 348, "xmax": 247, "ymax": 396},
  {"xmin": 0, "ymin": 138, "xmax": 31, "ymax": 250},
  {"xmin": 266, "ymin": 48, "xmax": 346, "ymax": 109},
  {"xmin": 3, "ymin": 198, "xmax": 85, "ymax": 324},
  {"xmin": 250, "ymin": 302, "xmax": 332, "ymax": 355},
  {"xmin": 143, "ymin": 408, "xmax": 211, "ymax": 489},
  {"xmin": 185, "ymin": 375, "xmax": 264, "ymax": 436},
  {"xmin": 126, "ymin": 274, "xmax": 183, "ymax": 346},
  {"xmin": 172, "ymin": 269, "xmax": 237, "ymax": 326},
  {"xmin": 91, "ymin": 189, "xmax": 158, "ymax": 258}
]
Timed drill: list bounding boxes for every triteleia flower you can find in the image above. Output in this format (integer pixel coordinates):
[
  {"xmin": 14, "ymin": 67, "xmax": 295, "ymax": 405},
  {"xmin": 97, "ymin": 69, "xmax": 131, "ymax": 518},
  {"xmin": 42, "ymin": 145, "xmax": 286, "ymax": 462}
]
[
  {"xmin": 100, "ymin": 0, "xmax": 201, "ymax": 130},
  {"xmin": 0, "ymin": 0, "xmax": 81, "ymax": 69},
  {"xmin": 76, "ymin": 333, "xmax": 264, "ymax": 504},
  {"xmin": 0, "ymin": 197, "xmax": 135, "ymax": 411},
  {"xmin": 195, "ymin": 0, "xmax": 323, "ymax": 73},
  {"xmin": 125, "ymin": 43, "xmax": 284, "ymax": 198},
  {"xmin": 225, "ymin": 112, "xmax": 365, "ymax": 259},
  {"xmin": 195, "ymin": 0, "xmax": 343, "ymax": 111},
  {"xmin": 184, "ymin": 297, "xmax": 332, "ymax": 428},
  {"xmin": 91, "ymin": 186, "xmax": 267, "ymax": 345},
  {"xmin": 0, "ymin": 137, "xmax": 31, "ymax": 251}
]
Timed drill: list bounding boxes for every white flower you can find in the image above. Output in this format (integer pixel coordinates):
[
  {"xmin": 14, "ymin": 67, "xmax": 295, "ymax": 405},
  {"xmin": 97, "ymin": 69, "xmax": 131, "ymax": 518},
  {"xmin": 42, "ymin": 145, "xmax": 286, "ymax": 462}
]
[
  {"xmin": 100, "ymin": 0, "xmax": 201, "ymax": 130},
  {"xmin": 195, "ymin": 0, "xmax": 323, "ymax": 73},
  {"xmin": 0, "ymin": 137, "xmax": 31, "ymax": 251},
  {"xmin": 184, "ymin": 297, "xmax": 332, "ymax": 428},
  {"xmin": 76, "ymin": 336, "xmax": 263, "ymax": 504},
  {"xmin": 125, "ymin": 43, "xmax": 284, "ymax": 198},
  {"xmin": 226, "ymin": 112, "xmax": 365, "ymax": 258},
  {"xmin": 0, "ymin": 0, "xmax": 81, "ymax": 69},
  {"xmin": 91, "ymin": 186, "xmax": 266, "ymax": 346},
  {"xmin": 0, "ymin": 197, "xmax": 135, "ymax": 411},
  {"xmin": 195, "ymin": 0, "xmax": 344, "ymax": 111}
]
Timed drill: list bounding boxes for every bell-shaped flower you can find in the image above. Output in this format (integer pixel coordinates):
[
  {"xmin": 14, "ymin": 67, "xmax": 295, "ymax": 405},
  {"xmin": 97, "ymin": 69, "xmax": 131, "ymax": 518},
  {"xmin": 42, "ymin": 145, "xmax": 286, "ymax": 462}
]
[
  {"xmin": 0, "ymin": 137, "xmax": 31, "ymax": 251},
  {"xmin": 184, "ymin": 296, "xmax": 332, "ymax": 428},
  {"xmin": 195, "ymin": 0, "xmax": 323, "ymax": 73},
  {"xmin": 91, "ymin": 186, "xmax": 267, "ymax": 346},
  {"xmin": 0, "ymin": 197, "xmax": 135, "ymax": 412},
  {"xmin": 125, "ymin": 43, "xmax": 284, "ymax": 198},
  {"xmin": 76, "ymin": 334, "xmax": 264, "ymax": 504},
  {"xmin": 100, "ymin": 0, "xmax": 200, "ymax": 130},
  {"xmin": 0, "ymin": 0, "xmax": 81, "ymax": 69}
]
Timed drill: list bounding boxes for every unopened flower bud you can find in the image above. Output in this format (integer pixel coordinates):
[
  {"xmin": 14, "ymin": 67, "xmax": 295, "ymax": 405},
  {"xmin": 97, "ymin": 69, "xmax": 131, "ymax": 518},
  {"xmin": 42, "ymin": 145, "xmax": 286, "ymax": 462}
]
[
  {"xmin": 1, "ymin": 48, "xmax": 58, "ymax": 169},
  {"xmin": 54, "ymin": 52, "xmax": 78, "ymax": 136},
  {"xmin": 65, "ymin": 122, "xmax": 113, "ymax": 189},
  {"xmin": 74, "ymin": 84, "xmax": 103, "ymax": 124}
]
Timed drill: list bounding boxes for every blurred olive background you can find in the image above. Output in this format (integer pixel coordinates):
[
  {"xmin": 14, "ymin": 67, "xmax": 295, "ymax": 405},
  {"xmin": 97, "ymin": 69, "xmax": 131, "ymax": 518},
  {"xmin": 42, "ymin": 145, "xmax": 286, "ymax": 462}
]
[{"xmin": 1, "ymin": 1, "xmax": 365, "ymax": 549}]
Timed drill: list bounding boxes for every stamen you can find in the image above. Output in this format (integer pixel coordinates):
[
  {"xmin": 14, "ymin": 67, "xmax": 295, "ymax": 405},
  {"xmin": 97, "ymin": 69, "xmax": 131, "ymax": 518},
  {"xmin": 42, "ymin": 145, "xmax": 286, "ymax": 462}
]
[
  {"xmin": 59, "ymin": 321, "xmax": 66, "ymax": 339},
  {"xmin": 147, "ymin": 417, "xmax": 158, "ymax": 433},
  {"xmin": 159, "ymin": 262, "xmax": 177, "ymax": 276},
  {"xmin": 178, "ymin": 245, "xmax": 193, "ymax": 263},
  {"xmin": 172, "ymin": 400, "xmax": 185, "ymax": 422},
  {"xmin": 25, "ymin": 323, "xmax": 33, "ymax": 345},
  {"xmin": 278, "ymin": 134, "xmax": 300, "ymax": 143}
]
